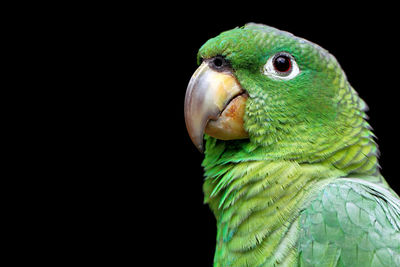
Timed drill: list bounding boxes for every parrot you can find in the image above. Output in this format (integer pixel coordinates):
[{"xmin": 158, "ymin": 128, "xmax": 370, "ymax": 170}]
[{"xmin": 184, "ymin": 23, "xmax": 400, "ymax": 266}]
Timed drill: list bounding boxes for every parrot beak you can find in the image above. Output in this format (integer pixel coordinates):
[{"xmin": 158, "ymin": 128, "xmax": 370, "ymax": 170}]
[{"xmin": 184, "ymin": 61, "xmax": 249, "ymax": 152}]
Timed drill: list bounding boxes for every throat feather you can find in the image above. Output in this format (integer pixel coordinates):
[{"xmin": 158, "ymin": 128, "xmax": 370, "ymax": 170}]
[{"xmin": 203, "ymin": 160, "xmax": 341, "ymax": 266}]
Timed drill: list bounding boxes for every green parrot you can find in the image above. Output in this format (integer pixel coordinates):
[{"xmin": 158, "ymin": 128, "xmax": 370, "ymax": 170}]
[{"xmin": 184, "ymin": 23, "xmax": 400, "ymax": 266}]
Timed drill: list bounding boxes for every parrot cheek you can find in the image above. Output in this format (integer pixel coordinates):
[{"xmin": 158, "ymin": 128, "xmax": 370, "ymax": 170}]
[
  {"xmin": 205, "ymin": 94, "xmax": 248, "ymax": 140},
  {"xmin": 184, "ymin": 61, "xmax": 249, "ymax": 152}
]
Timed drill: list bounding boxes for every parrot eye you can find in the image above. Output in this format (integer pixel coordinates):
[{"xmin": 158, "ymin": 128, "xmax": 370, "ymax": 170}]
[{"xmin": 263, "ymin": 52, "xmax": 300, "ymax": 80}]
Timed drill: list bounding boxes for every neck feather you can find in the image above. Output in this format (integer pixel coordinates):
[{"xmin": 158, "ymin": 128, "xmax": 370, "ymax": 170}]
[
  {"xmin": 203, "ymin": 159, "xmax": 343, "ymax": 266},
  {"xmin": 202, "ymin": 127, "xmax": 379, "ymax": 266}
]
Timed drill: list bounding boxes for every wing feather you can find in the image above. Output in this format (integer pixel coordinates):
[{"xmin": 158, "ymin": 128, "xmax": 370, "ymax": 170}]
[{"xmin": 299, "ymin": 178, "xmax": 400, "ymax": 266}]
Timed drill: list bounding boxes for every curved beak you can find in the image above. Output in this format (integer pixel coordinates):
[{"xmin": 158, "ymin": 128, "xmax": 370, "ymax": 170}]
[{"xmin": 184, "ymin": 61, "xmax": 248, "ymax": 152}]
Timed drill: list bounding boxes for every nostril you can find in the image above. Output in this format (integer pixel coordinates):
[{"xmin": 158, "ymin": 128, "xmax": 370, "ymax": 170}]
[
  {"xmin": 210, "ymin": 56, "xmax": 229, "ymax": 71},
  {"xmin": 213, "ymin": 57, "xmax": 223, "ymax": 67}
]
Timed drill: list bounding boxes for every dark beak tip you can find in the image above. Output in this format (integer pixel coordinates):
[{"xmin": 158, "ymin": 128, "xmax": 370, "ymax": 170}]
[
  {"xmin": 190, "ymin": 133, "xmax": 204, "ymax": 153},
  {"xmin": 197, "ymin": 143, "xmax": 204, "ymax": 153}
]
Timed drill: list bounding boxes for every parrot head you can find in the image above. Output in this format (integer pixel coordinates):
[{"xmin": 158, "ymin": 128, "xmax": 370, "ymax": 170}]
[{"xmin": 185, "ymin": 23, "xmax": 370, "ymax": 163}]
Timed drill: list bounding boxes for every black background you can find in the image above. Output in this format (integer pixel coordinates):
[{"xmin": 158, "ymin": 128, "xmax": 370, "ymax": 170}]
[
  {"xmin": 11, "ymin": 4, "xmax": 400, "ymax": 266},
  {"xmin": 95, "ymin": 5, "xmax": 400, "ymax": 265}
]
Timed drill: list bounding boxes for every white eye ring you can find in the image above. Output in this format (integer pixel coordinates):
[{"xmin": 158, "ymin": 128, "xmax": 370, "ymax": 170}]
[{"xmin": 263, "ymin": 52, "xmax": 300, "ymax": 80}]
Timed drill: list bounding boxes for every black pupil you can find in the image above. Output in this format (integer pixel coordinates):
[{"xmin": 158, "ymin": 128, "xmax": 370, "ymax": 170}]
[{"xmin": 273, "ymin": 55, "xmax": 291, "ymax": 72}]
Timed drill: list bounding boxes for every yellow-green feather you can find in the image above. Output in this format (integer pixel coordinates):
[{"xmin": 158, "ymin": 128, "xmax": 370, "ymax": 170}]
[{"xmin": 203, "ymin": 157, "xmax": 344, "ymax": 266}]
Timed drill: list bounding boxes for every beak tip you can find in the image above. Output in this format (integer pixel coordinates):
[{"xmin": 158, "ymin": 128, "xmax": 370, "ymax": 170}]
[
  {"xmin": 197, "ymin": 143, "xmax": 204, "ymax": 153},
  {"xmin": 189, "ymin": 132, "xmax": 204, "ymax": 153}
]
